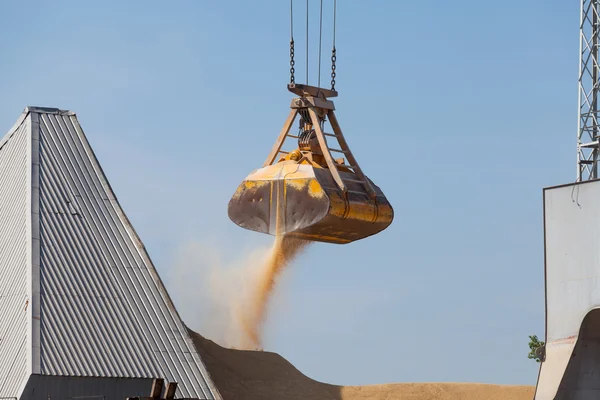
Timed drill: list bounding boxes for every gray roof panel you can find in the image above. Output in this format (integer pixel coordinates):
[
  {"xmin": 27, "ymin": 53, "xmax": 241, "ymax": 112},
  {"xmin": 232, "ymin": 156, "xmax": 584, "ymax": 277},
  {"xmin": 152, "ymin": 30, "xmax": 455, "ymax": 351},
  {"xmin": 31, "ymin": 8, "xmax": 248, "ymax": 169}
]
[{"xmin": 0, "ymin": 108, "xmax": 221, "ymax": 400}]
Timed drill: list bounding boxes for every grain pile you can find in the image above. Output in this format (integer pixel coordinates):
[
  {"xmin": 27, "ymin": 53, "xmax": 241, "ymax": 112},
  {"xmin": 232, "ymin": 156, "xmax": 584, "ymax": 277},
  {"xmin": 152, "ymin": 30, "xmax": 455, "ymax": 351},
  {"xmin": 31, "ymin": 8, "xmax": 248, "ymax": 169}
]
[{"xmin": 190, "ymin": 329, "xmax": 535, "ymax": 400}]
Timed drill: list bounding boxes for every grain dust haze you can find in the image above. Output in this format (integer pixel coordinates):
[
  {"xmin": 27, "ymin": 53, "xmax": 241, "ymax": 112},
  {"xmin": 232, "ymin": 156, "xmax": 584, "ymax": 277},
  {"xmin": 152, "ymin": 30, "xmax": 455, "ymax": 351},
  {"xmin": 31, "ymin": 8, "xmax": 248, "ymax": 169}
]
[{"xmin": 170, "ymin": 236, "xmax": 309, "ymax": 350}]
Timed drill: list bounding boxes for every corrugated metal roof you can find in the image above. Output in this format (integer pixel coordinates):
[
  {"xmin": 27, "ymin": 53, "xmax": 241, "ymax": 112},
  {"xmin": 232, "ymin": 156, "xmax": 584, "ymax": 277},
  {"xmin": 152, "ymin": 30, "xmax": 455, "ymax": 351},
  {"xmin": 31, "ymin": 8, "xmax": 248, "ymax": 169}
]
[
  {"xmin": 0, "ymin": 107, "xmax": 221, "ymax": 400},
  {"xmin": 0, "ymin": 118, "xmax": 30, "ymax": 398}
]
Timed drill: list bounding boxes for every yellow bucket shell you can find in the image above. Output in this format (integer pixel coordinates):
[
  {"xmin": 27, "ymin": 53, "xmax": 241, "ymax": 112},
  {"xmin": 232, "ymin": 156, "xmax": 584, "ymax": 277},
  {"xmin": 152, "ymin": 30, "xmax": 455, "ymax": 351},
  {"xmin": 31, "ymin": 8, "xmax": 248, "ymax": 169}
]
[{"xmin": 228, "ymin": 162, "xmax": 393, "ymax": 244}]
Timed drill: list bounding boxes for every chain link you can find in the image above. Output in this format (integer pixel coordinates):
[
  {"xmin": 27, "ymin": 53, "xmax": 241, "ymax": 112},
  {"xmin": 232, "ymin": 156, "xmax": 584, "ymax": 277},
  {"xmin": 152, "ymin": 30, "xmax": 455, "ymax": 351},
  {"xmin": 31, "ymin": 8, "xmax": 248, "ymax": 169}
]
[
  {"xmin": 290, "ymin": 39, "xmax": 296, "ymax": 84},
  {"xmin": 330, "ymin": 46, "xmax": 336, "ymax": 90}
]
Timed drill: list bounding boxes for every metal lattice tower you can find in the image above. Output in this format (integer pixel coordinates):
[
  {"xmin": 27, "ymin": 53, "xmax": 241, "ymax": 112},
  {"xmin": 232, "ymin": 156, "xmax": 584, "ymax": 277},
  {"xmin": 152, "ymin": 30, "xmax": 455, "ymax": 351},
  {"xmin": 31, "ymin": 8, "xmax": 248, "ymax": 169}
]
[{"xmin": 578, "ymin": 0, "xmax": 600, "ymax": 181}]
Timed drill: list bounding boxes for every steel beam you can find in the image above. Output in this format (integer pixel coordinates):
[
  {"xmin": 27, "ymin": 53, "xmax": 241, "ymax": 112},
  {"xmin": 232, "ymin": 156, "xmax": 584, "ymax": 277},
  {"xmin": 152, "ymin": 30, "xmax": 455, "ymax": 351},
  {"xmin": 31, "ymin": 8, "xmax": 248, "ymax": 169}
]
[{"xmin": 578, "ymin": 0, "xmax": 600, "ymax": 180}]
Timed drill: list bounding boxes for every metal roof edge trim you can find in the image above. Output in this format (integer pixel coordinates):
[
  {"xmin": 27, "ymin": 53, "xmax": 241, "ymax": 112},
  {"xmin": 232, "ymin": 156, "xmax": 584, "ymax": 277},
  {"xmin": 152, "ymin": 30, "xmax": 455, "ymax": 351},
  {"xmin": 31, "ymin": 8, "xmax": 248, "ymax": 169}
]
[
  {"xmin": 29, "ymin": 112, "xmax": 41, "ymax": 377},
  {"xmin": 24, "ymin": 106, "xmax": 75, "ymax": 116},
  {"xmin": 26, "ymin": 112, "xmax": 33, "ymax": 382},
  {"xmin": 543, "ymin": 179, "xmax": 599, "ymax": 191}
]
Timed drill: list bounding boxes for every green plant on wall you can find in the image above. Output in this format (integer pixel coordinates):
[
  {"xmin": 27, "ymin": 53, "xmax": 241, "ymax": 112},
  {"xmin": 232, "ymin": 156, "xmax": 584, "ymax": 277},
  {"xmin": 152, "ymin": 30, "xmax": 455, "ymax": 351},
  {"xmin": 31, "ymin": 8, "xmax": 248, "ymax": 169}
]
[{"xmin": 528, "ymin": 335, "xmax": 545, "ymax": 363}]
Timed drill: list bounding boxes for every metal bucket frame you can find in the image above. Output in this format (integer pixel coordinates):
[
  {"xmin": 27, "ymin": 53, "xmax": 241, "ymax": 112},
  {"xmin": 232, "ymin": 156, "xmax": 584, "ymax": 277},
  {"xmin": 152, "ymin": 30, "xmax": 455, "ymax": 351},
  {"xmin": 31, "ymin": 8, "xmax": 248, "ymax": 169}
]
[{"xmin": 263, "ymin": 84, "xmax": 377, "ymax": 200}]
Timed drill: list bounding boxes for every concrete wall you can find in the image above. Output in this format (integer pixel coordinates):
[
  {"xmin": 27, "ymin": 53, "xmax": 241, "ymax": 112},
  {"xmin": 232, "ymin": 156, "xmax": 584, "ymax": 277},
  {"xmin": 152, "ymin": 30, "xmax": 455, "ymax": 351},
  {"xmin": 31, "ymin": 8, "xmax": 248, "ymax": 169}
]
[
  {"xmin": 535, "ymin": 180, "xmax": 600, "ymax": 399},
  {"xmin": 554, "ymin": 309, "xmax": 600, "ymax": 399}
]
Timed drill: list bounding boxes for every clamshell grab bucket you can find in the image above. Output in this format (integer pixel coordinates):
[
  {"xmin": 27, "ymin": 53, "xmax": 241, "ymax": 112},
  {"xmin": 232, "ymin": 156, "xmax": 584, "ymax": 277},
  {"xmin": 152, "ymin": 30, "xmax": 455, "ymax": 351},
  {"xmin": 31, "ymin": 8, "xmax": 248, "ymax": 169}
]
[{"xmin": 227, "ymin": 84, "xmax": 394, "ymax": 244}]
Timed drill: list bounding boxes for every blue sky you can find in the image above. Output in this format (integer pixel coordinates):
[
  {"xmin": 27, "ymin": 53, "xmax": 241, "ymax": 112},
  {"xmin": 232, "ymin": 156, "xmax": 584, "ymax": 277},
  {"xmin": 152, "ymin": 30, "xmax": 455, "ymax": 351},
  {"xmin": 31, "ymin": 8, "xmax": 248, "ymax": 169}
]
[{"xmin": 0, "ymin": 0, "xmax": 578, "ymax": 387}]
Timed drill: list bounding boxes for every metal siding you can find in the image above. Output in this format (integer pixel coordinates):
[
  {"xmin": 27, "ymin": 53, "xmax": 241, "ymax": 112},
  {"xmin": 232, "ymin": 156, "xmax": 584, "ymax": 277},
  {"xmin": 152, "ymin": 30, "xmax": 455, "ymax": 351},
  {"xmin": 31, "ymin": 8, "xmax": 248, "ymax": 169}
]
[
  {"xmin": 36, "ymin": 111, "xmax": 219, "ymax": 399},
  {"xmin": 0, "ymin": 120, "xmax": 30, "ymax": 398},
  {"xmin": 20, "ymin": 374, "xmax": 153, "ymax": 400},
  {"xmin": 535, "ymin": 180, "xmax": 600, "ymax": 399}
]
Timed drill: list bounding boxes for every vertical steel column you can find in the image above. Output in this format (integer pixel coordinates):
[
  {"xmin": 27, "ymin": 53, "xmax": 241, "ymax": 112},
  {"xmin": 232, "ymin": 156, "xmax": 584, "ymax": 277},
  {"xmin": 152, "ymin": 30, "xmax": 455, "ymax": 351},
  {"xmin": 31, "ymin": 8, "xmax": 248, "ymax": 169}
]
[{"xmin": 578, "ymin": 0, "xmax": 600, "ymax": 181}]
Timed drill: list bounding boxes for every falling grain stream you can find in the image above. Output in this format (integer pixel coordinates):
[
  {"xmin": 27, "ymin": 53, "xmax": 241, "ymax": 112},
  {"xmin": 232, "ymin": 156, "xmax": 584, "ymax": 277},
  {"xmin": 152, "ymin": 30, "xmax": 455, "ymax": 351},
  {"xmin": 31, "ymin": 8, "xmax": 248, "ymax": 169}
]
[{"xmin": 239, "ymin": 235, "xmax": 309, "ymax": 349}]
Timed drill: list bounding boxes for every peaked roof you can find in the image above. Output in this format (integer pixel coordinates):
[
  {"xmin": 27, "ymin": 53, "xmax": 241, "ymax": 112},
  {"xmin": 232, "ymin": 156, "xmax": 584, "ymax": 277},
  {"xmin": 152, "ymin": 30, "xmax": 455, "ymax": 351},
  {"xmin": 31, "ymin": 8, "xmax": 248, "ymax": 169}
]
[{"xmin": 0, "ymin": 107, "xmax": 221, "ymax": 399}]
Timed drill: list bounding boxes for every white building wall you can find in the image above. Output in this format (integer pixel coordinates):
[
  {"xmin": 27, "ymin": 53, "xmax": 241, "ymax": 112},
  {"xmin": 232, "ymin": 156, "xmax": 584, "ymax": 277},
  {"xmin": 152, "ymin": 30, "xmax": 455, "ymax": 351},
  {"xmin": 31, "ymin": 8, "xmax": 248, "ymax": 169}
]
[
  {"xmin": 0, "ymin": 119, "xmax": 31, "ymax": 398},
  {"xmin": 536, "ymin": 180, "xmax": 600, "ymax": 399}
]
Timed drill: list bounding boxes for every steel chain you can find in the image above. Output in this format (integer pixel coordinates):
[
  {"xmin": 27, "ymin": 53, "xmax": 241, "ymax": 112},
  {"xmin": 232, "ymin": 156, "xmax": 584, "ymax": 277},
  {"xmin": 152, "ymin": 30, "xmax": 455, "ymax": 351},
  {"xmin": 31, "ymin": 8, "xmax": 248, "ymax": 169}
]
[
  {"xmin": 290, "ymin": 39, "xmax": 296, "ymax": 84},
  {"xmin": 330, "ymin": 46, "xmax": 337, "ymax": 90}
]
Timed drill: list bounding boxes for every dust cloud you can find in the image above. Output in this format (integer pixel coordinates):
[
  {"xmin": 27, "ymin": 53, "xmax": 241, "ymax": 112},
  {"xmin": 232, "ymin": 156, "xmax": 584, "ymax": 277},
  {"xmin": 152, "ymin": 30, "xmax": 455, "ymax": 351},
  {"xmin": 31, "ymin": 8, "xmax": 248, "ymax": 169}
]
[{"xmin": 169, "ymin": 236, "xmax": 309, "ymax": 350}]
